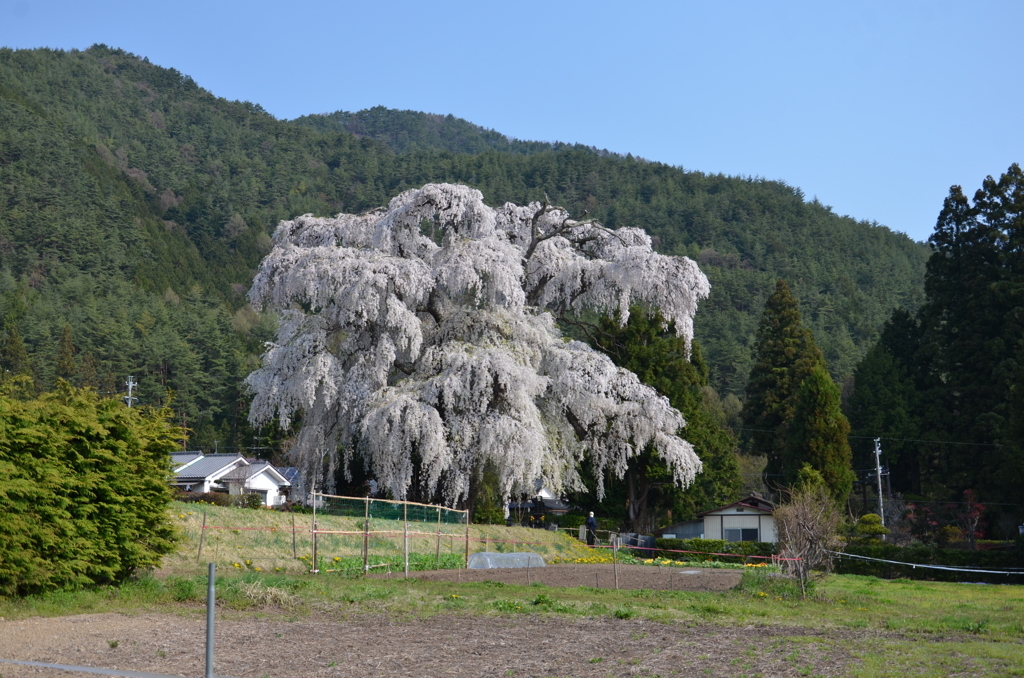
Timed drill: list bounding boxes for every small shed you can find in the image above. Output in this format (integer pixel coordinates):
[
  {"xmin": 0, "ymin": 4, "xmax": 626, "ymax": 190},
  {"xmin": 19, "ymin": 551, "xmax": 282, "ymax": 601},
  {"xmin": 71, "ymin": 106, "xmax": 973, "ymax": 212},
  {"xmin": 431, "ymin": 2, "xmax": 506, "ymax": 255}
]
[
  {"xmin": 700, "ymin": 494, "xmax": 776, "ymax": 543},
  {"xmin": 657, "ymin": 494, "xmax": 777, "ymax": 543}
]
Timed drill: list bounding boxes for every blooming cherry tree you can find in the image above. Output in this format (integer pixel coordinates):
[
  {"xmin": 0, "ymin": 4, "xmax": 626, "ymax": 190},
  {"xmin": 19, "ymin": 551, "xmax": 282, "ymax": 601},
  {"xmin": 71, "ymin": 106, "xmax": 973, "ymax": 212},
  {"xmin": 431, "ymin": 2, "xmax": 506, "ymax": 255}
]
[{"xmin": 246, "ymin": 184, "xmax": 710, "ymax": 506}]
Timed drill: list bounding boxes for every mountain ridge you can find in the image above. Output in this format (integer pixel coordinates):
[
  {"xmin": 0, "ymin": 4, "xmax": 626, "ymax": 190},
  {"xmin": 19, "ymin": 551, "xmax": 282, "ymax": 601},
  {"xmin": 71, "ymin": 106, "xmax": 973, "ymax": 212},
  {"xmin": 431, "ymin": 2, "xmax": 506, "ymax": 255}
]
[{"xmin": 0, "ymin": 44, "xmax": 930, "ymax": 452}]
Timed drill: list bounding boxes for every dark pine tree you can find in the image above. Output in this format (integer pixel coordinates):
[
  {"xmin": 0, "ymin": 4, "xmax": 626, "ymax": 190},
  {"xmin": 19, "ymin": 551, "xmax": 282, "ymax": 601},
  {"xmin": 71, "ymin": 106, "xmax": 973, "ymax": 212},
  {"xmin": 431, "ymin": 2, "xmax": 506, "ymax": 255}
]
[
  {"xmin": 1, "ymin": 323, "xmax": 32, "ymax": 378},
  {"xmin": 742, "ymin": 280, "xmax": 823, "ymax": 483},
  {"xmin": 845, "ymin": 309, "xmax": 924, "ymax": 494},
  {"xmin": 915, "ymin": 164, "xmax": 1024, "ymax": 505},
  {"xmin": 55, "ymin": 323, "xmax": 77, "ymax": 383}
]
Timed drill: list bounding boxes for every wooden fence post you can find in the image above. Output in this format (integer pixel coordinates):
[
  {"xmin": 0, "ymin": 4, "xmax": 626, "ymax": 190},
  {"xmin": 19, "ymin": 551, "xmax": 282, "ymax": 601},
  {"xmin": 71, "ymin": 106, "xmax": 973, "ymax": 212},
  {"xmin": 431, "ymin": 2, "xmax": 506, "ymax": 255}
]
[
  {"xmin": 464, "ymin": 511, "xmax": 470, "ymax": 568},
  {"xmin": 197, "ymin": 512, "xmax": 207, "ymax": 561},
  {"xmin": 435, "ymin": 507, "xmax": 442, "ymax": 569},
  {"xmin": 403, "ymin": 501, "xmax": 409, "ymax": 579},
  {"xmin": 613, "ymin": 537, "xmax": 619, "ymax": 590},
  {"xmin": 363, "ymin": 497, "xmax": 370, "ymax": 576}
]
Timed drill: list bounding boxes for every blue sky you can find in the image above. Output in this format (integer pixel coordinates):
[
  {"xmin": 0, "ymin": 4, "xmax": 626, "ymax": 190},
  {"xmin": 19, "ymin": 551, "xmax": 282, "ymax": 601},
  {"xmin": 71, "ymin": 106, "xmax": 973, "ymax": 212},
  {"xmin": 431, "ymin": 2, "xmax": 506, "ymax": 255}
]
[{"xmin": 3, "ymin": 0, "xmax": 1022, "ymax": 242}]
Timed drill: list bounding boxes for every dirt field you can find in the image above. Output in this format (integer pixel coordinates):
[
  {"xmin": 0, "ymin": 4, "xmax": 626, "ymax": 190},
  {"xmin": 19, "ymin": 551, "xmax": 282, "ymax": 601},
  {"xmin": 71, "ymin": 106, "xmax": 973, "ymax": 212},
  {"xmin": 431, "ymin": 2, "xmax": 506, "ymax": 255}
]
[
  {"xmin": 0, "ymin": 611, "xmax": 851, "ymax": 677},
  {"xmin": 0, "ymin": 565, "xmax": 852, "ymax": 677},
  {"xmin": 398, "ymin": 563, "xmax": 743, "ymax": 591}
]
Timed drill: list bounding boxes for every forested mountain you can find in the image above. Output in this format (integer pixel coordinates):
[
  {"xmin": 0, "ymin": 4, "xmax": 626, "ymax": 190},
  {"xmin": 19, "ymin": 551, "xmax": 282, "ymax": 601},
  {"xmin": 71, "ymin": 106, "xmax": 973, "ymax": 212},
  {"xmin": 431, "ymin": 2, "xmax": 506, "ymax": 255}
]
[
  {"xmin": 291, "ymin": 106, "xmax": 595, "ymax": 156},
  {"xmin": 0, "ymin": 44, "xmax": 930, "ymax": 456}
]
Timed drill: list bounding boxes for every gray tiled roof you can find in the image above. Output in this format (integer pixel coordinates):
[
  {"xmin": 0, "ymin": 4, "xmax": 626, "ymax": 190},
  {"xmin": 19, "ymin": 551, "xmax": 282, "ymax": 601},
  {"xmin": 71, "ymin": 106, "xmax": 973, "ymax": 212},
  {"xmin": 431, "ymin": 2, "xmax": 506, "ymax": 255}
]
[
  {"xmin": 171, "ymin": 452, "xmax": 204, "ymax": 469},
  {"xmin": 174, "ymin": 454, "xmax": 247, "ymax": 481},
  {"xmin": 222, "ymin": 459, "xmax": 273, "ymax": 481}
]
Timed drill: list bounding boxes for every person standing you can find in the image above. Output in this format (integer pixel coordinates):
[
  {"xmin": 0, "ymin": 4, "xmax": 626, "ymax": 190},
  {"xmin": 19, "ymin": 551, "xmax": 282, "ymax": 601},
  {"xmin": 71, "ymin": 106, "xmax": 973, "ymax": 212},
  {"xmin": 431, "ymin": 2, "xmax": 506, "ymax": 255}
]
[{"xmin": 585, "ymin": 511, "xmax": 598, "ymax": 546}]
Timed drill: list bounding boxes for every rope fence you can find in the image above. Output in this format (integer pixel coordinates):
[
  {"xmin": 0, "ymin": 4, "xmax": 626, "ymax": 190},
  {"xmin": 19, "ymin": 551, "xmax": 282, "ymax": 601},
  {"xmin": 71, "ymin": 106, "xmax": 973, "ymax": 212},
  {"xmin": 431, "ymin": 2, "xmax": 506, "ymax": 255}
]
[{"xmin": 831, "ymin": 551, "xmax": 1024, "ymax": 575}]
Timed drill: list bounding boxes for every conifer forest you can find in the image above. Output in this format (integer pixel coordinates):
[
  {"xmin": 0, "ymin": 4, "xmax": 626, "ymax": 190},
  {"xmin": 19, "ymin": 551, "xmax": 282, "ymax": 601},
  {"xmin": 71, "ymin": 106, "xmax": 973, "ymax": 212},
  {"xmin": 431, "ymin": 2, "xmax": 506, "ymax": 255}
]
[{"xmin": 1, "ymin": 45, "xmax": 1019, "ymax": 533}]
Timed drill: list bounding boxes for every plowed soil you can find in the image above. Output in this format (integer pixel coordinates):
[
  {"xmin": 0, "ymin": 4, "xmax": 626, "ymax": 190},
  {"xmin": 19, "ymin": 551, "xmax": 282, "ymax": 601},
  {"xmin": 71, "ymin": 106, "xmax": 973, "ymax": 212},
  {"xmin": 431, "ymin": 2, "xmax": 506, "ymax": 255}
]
[{"xmin": 0, "ymin": 612, "xmax": 852, "ymax": 677}]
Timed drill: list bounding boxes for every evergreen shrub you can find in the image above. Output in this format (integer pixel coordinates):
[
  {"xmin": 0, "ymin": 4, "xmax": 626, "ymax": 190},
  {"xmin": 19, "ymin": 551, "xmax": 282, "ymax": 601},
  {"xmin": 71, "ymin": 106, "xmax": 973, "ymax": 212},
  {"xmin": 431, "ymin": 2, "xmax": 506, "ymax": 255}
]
[
  {"xmin": 0, "ymin": 382, "xmax": 178, "ymax": 595},
  {"xmin": 234, "ymin": 493, "xmax": 264, "ymax": 510},
  {"xmin": 175, "ymin": 491, "xmax": 233, "ymax": 506}
]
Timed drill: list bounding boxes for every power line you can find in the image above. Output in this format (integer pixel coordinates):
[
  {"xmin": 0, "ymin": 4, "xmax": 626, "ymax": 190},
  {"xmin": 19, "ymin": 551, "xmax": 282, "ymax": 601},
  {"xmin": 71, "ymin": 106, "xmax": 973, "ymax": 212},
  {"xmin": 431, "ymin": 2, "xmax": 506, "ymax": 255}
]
[
  {"xmin": 847, "ymin": 435, "xmax": 1002, "ymax": 448},
  {"xmin": 732, "ymin": 427, "xmax": 1003, "ymax": 448}
]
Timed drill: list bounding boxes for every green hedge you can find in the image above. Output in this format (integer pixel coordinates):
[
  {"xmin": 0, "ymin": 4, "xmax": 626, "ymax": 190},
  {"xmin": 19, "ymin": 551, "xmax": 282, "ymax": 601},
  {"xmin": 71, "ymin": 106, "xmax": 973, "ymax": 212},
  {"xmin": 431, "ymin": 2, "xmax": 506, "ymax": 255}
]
[
  {"xmin": 175, "ymin": 492, "xmax": 264, "ymax": 509},
  {"xmin": 655, "ymin": 538, "xmax": 777, "ymax": 562},
  {"xmin": 835, "ymin": 542, "xmax": 1024, "ymax": 584},
  {"xmin": 175, "ymin": 491, "xmax": 233, "ymax": 507},
  {"xmin": 0, "ymin": 383, "xmax": 179, "ymax": 595}
]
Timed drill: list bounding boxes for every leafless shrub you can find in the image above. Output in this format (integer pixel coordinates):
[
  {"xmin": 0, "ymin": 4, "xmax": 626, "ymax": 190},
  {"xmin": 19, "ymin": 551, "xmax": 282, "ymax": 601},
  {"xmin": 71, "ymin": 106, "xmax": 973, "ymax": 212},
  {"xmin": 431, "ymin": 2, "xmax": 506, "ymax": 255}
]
[
  {"xmin": 775, "ymin": 486, "xmax": 843, "ymax": 598},
  {"xmin": 883, "ymin": 495, "xmax": 913, "ymax": 546}
]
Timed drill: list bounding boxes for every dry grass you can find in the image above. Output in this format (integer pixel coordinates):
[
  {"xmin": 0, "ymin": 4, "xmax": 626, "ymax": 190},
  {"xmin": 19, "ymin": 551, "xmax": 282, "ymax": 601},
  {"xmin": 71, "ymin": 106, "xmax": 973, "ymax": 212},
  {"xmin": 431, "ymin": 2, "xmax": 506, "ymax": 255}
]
[{"xmin": 161, "ymin": 502, "xmax": 594, "ymax": 577}]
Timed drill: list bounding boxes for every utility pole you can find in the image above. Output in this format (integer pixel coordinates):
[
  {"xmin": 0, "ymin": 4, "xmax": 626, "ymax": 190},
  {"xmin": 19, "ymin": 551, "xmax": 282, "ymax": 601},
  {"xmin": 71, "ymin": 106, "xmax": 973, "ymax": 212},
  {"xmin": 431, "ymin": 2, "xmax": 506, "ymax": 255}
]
[
  {"xmin": 873, "ymin": 438, "xmax": 885, "ymax": 527},
  {"xmin": 123, "ymin": 376, "xmax": 138, "ymax": 408}
]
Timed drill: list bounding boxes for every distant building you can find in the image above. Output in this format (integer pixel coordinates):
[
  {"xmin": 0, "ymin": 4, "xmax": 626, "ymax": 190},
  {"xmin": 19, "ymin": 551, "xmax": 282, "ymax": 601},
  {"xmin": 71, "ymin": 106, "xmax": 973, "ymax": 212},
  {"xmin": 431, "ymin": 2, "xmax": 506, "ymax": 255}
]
[
  {"xmin": 507, "ymin": 482, "xmax": 571, "ymax": 516},
  {"xmin": 170, "ymin": 452, "xmax": 291, "ymax": 507},
  {"xmin": 658, "ymin": 494, "xmax": 776, "ymax": 543}
]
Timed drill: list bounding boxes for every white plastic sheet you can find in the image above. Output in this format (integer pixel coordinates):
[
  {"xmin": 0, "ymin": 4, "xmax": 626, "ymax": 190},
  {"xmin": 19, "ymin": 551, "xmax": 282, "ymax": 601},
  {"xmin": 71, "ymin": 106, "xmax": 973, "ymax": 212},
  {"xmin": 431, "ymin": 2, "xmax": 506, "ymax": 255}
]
[{"xmin": 467, "ymin": 551, "xmax": 545, "ymax": 569}]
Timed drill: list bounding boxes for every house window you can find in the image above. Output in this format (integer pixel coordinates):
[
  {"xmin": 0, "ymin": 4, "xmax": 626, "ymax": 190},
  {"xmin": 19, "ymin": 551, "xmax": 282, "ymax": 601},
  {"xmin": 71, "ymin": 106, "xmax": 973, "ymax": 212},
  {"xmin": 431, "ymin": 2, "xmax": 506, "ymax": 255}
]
[{"xmin": 724, "ymin": 528, "xmax": 759, "ymax": 542}]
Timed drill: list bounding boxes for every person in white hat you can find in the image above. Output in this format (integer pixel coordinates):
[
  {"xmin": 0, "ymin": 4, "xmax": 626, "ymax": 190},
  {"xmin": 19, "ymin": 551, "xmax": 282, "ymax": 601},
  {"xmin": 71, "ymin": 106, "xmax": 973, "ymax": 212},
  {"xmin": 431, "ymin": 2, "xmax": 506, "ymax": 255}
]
[{"xmin": 585, "ymin": 511, "xmax": 598, "ymax": 546}]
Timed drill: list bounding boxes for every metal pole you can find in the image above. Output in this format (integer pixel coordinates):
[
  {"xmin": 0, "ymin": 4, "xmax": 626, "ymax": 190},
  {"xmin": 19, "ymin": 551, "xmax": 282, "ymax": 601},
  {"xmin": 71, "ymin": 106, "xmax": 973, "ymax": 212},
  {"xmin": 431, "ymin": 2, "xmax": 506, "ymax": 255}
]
[
  {"xmin": 464, "ymin": 511, "xmax": 470, "ymax": 568},
  {"xmin": 197, "ymin": 512, "xmax": 207, "ymax": 562},
  {"xmin": 205, "ymin": 563, "xmax": 215, "ymax": 678},
  {"xmin": 873, "ymin": 438, "xmax": 885, "ymax": 527},
  {"xmin": 403, "ymin": 501, "xmax": 409, "ymax": 579},
  {"xmin": 291, "ymin": 514, "xmax": 296, "ymax": 560}
]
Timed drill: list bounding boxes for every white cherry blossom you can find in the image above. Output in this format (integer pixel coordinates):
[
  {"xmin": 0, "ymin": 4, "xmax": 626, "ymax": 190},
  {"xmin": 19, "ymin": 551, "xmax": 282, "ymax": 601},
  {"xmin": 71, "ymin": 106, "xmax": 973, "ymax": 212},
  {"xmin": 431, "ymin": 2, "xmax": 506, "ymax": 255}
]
[{"xmin": 246, "ymin": 184, "xmax": 710, "ymax": 506}]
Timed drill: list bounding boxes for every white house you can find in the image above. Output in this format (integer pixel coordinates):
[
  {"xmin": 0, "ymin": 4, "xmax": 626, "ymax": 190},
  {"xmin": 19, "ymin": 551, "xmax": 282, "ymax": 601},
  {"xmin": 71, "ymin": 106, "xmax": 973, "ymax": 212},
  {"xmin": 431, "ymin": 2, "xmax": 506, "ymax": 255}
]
[
  {"xmin": 172, "ymin": 453, "xmax": 249, "ymax": 494},
  {"xmin": 222, "ymin": 460, "xmax": 292, "ymax": 507},
  {"xmin": 659, "ymin": 494, "xmax": 777, "ymax": 543},
  {"xmin": 171, "ymin": 453, "xmax": 291, "ymax": 507}
]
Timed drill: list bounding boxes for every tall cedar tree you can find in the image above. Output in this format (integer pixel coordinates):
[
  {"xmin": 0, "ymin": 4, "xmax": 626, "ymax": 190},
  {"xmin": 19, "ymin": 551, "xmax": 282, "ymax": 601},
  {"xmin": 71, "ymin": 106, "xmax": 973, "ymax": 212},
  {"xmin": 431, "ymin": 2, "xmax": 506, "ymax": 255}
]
[
  {"xmin": 1, "ymin": 323, "xmax": 31, "ymax": 377},
  {"xmin": 742, "ymin": 280, "xmax": 823, "ymax": 468},
  {"xmin": 56, "ymin": 323, "xmax": 77, "ymax": 382},
  {"xmin": 845, "ymin": 310, "xmax": 924, "ymax": 494},
  {"xmin": 579, "ymin": 309, "xmax": 741, "ymax": 532},
  {"xmin": 854, "ymin": 163, "xmax": 1024, "ymax": 509},
  {"xmin": 785, "ymin": 364, "xmax": 855, "ymax": 504}
]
